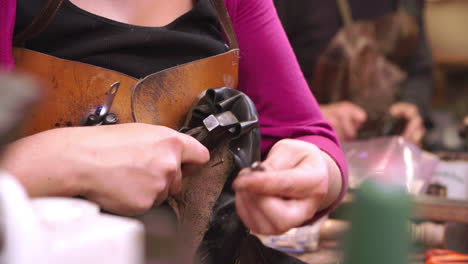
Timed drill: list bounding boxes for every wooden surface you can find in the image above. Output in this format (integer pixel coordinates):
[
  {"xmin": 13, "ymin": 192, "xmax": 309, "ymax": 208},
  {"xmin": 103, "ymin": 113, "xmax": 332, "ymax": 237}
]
[
  {"xmin": 425, "ymin": 0, "xmax": 468, "ymax": 66},
  {"xmin": 341, "ymin": 193, "xmax": 468, "ymax": 224},
  {"xmin": 292, "ymin": 242, "xmax": 426, "ymax": 264},
  {"xmin": 412, "ymin": 195, "xmax": 468, "ymax": 224}
]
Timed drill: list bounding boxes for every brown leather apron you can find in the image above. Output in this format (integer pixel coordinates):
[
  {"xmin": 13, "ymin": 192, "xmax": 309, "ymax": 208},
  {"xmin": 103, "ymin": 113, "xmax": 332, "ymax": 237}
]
[{"xmin": 13, "ymin": 0, "xmax": 240, "ymax": 137}]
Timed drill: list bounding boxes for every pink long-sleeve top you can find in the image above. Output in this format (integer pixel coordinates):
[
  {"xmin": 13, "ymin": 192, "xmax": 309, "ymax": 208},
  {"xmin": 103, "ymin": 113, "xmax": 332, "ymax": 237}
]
[{"xmin": 0, "ymin": 0, "xmax": 347, "ymax": 220}]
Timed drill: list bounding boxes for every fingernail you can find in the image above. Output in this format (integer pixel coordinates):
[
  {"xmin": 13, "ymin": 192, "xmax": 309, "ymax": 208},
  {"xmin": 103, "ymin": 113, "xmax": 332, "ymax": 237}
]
[{"xmin": 250, "ymin": 161, "xmax": 265, "ymax": 172}]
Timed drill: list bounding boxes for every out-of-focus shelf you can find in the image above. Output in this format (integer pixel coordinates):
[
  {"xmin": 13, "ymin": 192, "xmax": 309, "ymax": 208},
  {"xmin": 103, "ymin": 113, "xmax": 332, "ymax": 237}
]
[
  {"xmin": 425, "ymin": 0, "xmax": 468, "ymax": 67},
  {"xmin": 424, "ymin": 0, "xmax": 468, "ymax": 106}
]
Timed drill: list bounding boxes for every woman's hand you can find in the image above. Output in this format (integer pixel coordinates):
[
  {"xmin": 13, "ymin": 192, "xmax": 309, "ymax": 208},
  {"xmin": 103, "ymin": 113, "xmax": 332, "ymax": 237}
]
[
  {"xmin": 232, "ymin": 139, "xmax": 342, "ymax": 235},
  {"xmin": 1, "ymin": 123, "xmax": 209, "ymax": 216},
  {"xmin": 320, "ymin": 102, "xmax": 367, "ymax": 141},
  {"xmin": 389, "ymin": 102, "xmax": 425, "ymax": 145}
]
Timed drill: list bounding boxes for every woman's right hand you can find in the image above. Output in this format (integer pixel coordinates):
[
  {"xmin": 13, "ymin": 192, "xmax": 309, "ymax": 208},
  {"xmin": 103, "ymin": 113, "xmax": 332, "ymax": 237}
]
[{"xmin": 1, "ymin": 123, "xmax": 209, "ymax": 216}]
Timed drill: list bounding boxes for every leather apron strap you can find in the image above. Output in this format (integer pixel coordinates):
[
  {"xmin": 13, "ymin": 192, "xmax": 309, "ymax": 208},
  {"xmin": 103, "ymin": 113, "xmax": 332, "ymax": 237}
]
[
  {"xmin": 13, "ymin": 0, "xmax": 239, "ymax": 49},
  {"xmin": 209, "ymin": 0, "xmax": 238, "ymax": 49}
]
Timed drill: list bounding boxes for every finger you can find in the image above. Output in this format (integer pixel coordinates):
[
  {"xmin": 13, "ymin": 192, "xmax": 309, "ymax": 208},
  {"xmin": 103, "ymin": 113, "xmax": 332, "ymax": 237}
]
[
  {"xmin": 410, "ymin": 128, "xmax": 425, "ymax": 146},
  {"xmin": 350, "ymin": 106, "xmax": 367, "ymax": 127},
  {"xmin": 339, "ymin": 113, "xmax": 359, "ymax": 140},
  {"xmin": 390, "ymin": 102, "xmax": 418, "ymax": 120},
  {"xmin": 233, "ymin": 169, "xmax": 326, "ymax": 198},
  {"xmin": 237, "ymin": 191, "xmax": 302, "ymax": 235},
  {"xmin": 404, "ymin": 125, "xmax": 425, "ymax": 146},
  {"xmin": 276, "ymin": 199, "xmax": 319, "ymax": 230},
  {"xmin": 153, "ymin": 177, "xmax": 171, "ymax": 206},
  {"xmin": 242, "ymin": 193, "xmax": 316, "ymax": 235},
  {"xmin": 235, "ymin": 191, "xmax": 271, "ymax": 233},
  {"xmin": 261, "ymin": 139, "xmax": 325, "ymax": 171},
  {"xmin": 323, "ymin": 115, "xmax": 346, "ymax": 141},
  {"xmin": 390, "ymin": 102, "xmax": 424, "ymax": 143},
  {"xmin": 261, "ymin": 140, "xmax": 307, "ymax": 170},
  {"xmin": 389, "ymin": 102, "xmax": 405, "ymax": 117},
  {"xmin": 179, "ymin": 133, "xmax": 210, "ymax": 165},
  {"xmin": 329, "ymin": 117, "xmax": 346, "ymax": 141},
  {"xmin": 169, "ymin": 165, "xmax": 183, "ymax": 195},
  {"xmin": 240, "ymin": 193, "xmax": 289, "ymax": 235},
  {"xmin": 402, "ymin": 116, "xmax": 424, "ymax": 140}
]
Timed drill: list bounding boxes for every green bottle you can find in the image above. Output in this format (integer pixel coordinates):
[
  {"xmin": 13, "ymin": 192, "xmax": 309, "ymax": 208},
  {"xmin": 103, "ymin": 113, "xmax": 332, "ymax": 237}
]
[{"xmin": 344, "ymin": 180, "xmax": 412, "ymax": 264}]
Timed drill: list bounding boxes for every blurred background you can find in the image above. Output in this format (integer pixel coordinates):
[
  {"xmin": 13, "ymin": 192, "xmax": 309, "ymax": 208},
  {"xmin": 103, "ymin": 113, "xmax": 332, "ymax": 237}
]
[{"xmin": 425, "ymin": 0, "xmax": 468, "ymax": 151}]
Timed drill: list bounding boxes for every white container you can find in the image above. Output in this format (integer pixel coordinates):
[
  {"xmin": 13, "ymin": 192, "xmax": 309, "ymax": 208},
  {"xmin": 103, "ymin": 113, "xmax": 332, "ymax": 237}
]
[{"xmin": 0, "ymin": 171, "xmax": 145, "ymax": 264}]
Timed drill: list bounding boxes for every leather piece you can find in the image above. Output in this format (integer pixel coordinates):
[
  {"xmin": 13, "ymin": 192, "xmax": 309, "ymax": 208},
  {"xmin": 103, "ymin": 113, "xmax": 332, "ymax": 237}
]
[
  {"xmin": 132, "ymin": 50, "xmax": 239, "ymax": 130},
  {"xmin": 168, "ymin": 143, "xmax": 235, "ymax": 261},
  {"xmin": 12, "ymin": 48, "xmax": 137, "ymax": 137},
  {"xmin": 170, "ymin": 87, "xmax": 260, "ymax": 263}
]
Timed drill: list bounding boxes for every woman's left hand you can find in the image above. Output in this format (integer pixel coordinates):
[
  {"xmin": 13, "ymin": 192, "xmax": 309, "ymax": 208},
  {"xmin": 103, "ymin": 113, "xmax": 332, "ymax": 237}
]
[{"xmin": 232, "ymin": 139, "xmax": 341, "ymax": 235}]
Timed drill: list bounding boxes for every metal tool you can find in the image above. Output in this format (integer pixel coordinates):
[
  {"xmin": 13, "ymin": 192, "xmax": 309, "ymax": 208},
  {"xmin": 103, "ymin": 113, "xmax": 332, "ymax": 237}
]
[{"xmin": 85, "ymin": 82, "xmax": 120, "ymax": 126}]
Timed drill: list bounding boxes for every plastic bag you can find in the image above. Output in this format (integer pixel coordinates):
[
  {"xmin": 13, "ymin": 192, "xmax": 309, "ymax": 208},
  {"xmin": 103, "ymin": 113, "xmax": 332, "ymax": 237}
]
[
  {"xmin": 430, "ymin": 153, "xmax": 468, "ymax": 200},
  {"xmin": 342, "ymin": 136, "xmax": 439, "ymax": 194}
]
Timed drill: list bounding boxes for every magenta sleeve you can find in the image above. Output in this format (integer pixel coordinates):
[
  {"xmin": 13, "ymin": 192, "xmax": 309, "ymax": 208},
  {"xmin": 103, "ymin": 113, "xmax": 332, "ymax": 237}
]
[
  {"xmin": 0, "ymin": 0, "xmax": 15, "ymax": 71},
  {"xmin": 225, "ymin": 0, "xmax": 348, "ymax": 220}
]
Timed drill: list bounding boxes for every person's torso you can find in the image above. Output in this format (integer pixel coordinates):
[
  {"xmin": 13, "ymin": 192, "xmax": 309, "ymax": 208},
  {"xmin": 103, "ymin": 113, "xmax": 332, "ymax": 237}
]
[{"xmin": 14, "ymin": 0, "xmax": 228, "ymax": 79}]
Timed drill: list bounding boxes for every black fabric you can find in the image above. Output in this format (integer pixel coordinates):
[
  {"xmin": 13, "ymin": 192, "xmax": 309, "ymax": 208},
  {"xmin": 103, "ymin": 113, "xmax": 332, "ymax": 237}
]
[
  {"xmin": 274, "ymin": 0, "xmax": 433, "ymax": 122},
  {"xmin": 15, "ymin": 0, "xmax": 228, "ymax": 79}
]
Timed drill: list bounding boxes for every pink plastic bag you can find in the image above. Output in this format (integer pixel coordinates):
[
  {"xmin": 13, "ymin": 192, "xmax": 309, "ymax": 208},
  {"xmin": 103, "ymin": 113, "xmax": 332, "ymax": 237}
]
[{"xmin": 342, "ymin": 136, "xmax": 439, "ymax": 194}]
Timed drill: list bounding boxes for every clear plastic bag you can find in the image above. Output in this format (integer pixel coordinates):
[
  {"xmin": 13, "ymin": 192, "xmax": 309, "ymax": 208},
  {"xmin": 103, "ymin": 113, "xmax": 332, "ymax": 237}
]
[{"xmin": 342, "ymin": 136, "xmax": 439, "ymax": 194}]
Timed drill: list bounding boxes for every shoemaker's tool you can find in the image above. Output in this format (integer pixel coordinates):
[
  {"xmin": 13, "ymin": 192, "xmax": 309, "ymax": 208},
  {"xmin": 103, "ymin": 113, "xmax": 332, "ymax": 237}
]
[{"xmin": 84, "ymin": 82, "xmax": 120, "ymax": 126}]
